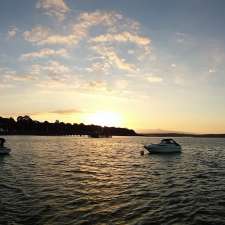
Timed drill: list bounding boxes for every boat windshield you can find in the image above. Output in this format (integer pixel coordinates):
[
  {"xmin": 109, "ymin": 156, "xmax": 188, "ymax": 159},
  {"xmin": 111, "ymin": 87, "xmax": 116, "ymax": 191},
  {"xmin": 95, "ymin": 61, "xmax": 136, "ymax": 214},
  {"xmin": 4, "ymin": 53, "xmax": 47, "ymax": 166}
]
[{"xmin": 160, "ymin": 139, "xmax": 179, "ymax": 145}]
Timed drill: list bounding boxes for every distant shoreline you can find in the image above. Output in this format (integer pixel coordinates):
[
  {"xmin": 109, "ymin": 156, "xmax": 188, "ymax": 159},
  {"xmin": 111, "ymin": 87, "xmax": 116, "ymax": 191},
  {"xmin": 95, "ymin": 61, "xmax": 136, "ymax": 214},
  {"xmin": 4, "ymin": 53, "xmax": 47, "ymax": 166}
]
[
  {"xmin": 1, "ymin": 133, "xmax": 225, "ymax": 138},
  {"xmin": 0, "ymin": 132, "xmax": 225, "ymax": 138},
  {"xmin": 137, "ymin": 133, "xmax": 225, "ymax": 138}
]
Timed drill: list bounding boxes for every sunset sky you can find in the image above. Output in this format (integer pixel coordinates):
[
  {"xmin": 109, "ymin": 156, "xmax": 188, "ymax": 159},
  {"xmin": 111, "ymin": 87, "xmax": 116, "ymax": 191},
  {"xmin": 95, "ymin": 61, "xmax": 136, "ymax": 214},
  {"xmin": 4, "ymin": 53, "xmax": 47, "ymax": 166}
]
[{"xmin": 1, "ymin": 0, "xmax": 225, "ymax": 133}]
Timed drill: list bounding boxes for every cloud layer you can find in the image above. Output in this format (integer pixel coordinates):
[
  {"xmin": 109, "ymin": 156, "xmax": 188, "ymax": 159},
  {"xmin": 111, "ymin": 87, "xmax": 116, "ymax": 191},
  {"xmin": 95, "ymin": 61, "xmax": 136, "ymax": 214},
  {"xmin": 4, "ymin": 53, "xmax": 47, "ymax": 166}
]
[{"xmin": 3, "ymin": 3, "xmax": 161, "ymax": 96}]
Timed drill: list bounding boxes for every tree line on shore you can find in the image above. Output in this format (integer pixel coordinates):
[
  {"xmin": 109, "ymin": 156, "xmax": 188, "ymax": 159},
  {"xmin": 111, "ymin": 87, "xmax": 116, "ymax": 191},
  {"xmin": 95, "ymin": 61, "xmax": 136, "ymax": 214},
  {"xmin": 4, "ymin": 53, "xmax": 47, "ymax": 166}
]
[{"xmin": 0, "ymin": 115, "xmax": 136, "ymax": 136}]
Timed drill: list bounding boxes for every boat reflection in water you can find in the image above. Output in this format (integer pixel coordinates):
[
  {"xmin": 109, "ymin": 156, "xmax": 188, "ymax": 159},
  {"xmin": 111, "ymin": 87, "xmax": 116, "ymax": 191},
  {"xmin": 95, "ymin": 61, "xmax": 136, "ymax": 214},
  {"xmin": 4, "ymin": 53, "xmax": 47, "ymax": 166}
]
[
  {"xmin": 88, "ymin": 132, "xmax": 112, "ymax": 138},
  {"xmin": 0, "ymin": 138, "xmax": 11, "ymax": 155}
]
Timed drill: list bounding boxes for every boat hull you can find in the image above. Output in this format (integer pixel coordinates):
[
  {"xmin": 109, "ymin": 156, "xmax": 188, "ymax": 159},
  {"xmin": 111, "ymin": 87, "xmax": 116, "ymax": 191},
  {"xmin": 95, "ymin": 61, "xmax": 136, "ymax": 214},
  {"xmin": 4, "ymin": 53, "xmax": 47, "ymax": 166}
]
[
  {"xmin": 0, "ymin": 147, "xmax": 11, "ymax": 155},
  {"xmin": 144, "ymin": 144, "xmax": 181, "ymax": 153}
]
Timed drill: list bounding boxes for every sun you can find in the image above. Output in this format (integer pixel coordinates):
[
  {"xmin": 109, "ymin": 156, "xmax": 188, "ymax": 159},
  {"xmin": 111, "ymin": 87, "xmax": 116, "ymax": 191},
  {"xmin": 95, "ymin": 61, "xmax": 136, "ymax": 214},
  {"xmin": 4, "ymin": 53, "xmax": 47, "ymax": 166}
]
[{"xmin": 84, "ymin": 111, "xmax": 122, "ymax": 127}]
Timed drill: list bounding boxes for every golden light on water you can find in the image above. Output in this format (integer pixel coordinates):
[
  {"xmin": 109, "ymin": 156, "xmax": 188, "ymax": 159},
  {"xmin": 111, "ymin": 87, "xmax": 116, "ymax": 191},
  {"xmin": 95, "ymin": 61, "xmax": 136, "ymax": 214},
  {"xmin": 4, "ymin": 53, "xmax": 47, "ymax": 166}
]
[{"xmin": 84, "ymin": 111, "xmax": 122, "ymax": 127}]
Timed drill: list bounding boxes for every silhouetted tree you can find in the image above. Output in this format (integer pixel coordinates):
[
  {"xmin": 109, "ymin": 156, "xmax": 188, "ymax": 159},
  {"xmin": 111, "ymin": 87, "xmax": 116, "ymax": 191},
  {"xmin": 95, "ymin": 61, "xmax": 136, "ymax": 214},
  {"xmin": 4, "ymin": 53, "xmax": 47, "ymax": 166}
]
[{"xmin": 0, "ymin": 115, "xmax": 137, "ymax": 136}]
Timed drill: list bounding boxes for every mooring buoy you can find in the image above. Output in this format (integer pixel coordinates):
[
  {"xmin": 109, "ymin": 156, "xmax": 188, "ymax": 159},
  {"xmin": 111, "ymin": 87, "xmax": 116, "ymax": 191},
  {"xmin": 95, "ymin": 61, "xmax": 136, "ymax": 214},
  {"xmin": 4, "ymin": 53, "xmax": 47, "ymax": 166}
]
[{"xmin": 140, "ymin": 150, "xmax": 144, "ymax": 156}]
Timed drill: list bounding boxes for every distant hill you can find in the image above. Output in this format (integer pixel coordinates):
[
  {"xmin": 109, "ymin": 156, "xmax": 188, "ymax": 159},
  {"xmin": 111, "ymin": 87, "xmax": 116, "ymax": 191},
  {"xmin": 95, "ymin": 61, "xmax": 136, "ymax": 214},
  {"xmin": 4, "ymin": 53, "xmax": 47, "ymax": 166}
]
[
  {"xmin": 137, "ymin": 128, "xmax": 189, "ymax": 134},
  {"xmin": 0, "ymin": 115, "xmax": 137, "ymax": 136}
]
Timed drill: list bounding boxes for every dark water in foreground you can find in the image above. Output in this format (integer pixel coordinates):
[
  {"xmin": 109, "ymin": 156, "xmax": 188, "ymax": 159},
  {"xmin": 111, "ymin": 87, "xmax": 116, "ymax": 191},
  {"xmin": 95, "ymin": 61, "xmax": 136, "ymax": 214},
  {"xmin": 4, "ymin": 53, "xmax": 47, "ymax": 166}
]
[{"xmin": 1, "ymin": 136, "xmax": 225, "ymax": 225}]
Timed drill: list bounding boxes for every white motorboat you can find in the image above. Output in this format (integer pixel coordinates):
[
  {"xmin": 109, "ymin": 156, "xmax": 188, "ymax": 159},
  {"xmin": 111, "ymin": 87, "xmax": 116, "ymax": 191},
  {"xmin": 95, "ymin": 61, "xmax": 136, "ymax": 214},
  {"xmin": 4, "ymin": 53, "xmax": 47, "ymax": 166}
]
[
  {"xmin": 144, "ymin": 138, "xmax": 181, "ymax": 153},
  {"xmin": 0, "ymin": 147, "xmax": 11, "ymax": 155}
]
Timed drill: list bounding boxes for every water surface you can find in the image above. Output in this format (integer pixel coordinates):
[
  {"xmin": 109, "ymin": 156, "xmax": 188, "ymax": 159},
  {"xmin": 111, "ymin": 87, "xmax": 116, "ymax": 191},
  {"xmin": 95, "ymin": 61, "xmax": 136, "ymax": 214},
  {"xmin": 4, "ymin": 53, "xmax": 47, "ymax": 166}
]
[{"xmin": 1, "ymin": 136, "xmax": 225, "ymax": 225}]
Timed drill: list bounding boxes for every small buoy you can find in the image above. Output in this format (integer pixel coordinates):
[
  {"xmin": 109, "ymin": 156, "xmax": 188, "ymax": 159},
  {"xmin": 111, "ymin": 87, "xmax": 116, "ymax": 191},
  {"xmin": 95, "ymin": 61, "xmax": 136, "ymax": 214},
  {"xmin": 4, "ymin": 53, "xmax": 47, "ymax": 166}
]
[{"xmin": 140, "ymin": 150, "xmax": 144, "ymax": 156}]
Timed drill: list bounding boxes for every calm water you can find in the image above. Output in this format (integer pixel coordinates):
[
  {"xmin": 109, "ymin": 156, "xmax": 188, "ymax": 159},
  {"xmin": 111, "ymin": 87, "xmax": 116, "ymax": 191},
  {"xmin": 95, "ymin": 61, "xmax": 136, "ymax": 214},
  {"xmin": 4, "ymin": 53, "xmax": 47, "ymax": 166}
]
[{"xmin": 1, "ymin": 136, "xmax": 225, "ymax": 225}]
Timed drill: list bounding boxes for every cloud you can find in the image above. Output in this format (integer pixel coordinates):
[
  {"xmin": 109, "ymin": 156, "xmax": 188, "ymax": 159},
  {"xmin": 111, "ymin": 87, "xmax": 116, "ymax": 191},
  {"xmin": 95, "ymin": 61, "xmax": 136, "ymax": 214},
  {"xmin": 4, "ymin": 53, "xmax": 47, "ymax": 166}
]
[
  {"xmin": 27, "ymin": 61, "xmax": 113, "ymax": 93},
  {"xmin": 20, "ymin": 10, "xmax": 155, "ymax": 92},
  {"xmin": 36, "ymin": 0, "xmax": 70, "ymax": 21},
  {"xmin": 23, "ymin": 26, "xmax": 50, "ymax": 44},
  {"xmin": 26, "ymin": 61, "xmax": 82, "ymax": 90},
  {"xmin": 4, "ymin": 74, "xmax": 36, "ymax": 82},
  {"xmin": 16, "ymin": 109, "xmax": 82, "ymax": 117},
  {"xmin": 1, "ymin": 61, "xmax": 74, "ymax": 88},
  {"xmin": 7, "ymin": 26, "xmax": 18, "ymax": 39},
  {"xmin": 92, "ymin": 31, "xmax": 150, "ymax": 47},
  {"xmin": 176, "ymin": 32, "xmax": 186, "ymax": 43},
  {"xmin": 171, "ymin": 63, "xmax": 176, "ymax": 68},
  {"xmin": 23, "ymin": 26, "xmax": 77, "ymax": 46},
  {"xmin": 88, "ymin": 80, "xmax": 106, "ymax": 88},
  {"xmin": 0, "ymin": 68, "xmax": 16, "ymax": 88},
  {"xmin": 30, "ymin": 64, "xmax": 42, "ymax": 75},
  {"xmin": 23, "ymin": 11, "xmax": 140, "ymax": 46},
  {"xmin": 86, "ymin": 62, "xmax": 110, "ymax": 74},
  {"xmin": 39, "ymin": 60, "xmax": 72, "ymax": 81},
  {"xmin": 38, "ymin": 34, "xmax": 78, "ymax": 46},
  {"xmin": 49, "ymin": 109, "xmax": 81, "ymax": 114},
  {"xmin": 209, "ymin": 69, "xmax": 216, "ymax": 73},
  {"xmin": 85, "ymin": 80, "xmax": 109, "ymax": 92},
  {"xmin": 73, "ymin": 11, "xmax": 125, "ymax": 34},
  {"xmin": 91, "ymin": 32, "xmax": 151, "ymax": 61},
  {"xmin": 0, "ymin": 66, "xmax": 15, "ymax": 74},
  {"xmin": 0, "ymin": 83, "xmax": 14, "ymax": 89},
  {"xmin": 1, "ymin": 66, "xmax": 37, "ymax": 82},
  {"xmin": 20, "ymin": 48, "xmax": 69, "ymax": 60},
  {"xmin": 147, "ymin": 75, "xmax": 163, "ymax": 83},
  {"xmin": 115, "ymin": 79, "xmax": 128, "ymax": 89},
  {"xmin": 0, "ymin": 66, "xmax": 38, "ymax": 89},
  {"xmin": 91, "ymin": 45, "xmax": 137, "ymax": 72},
  {"xmin": 68, "ymin": 12, "xmax": 150, "ymax": 74}
]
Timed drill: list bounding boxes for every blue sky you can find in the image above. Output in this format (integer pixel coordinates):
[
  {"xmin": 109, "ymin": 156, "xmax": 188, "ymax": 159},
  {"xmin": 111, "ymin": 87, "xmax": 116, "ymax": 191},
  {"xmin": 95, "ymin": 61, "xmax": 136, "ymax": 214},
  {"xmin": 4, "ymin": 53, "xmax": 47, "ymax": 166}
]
[{"xmin": 1, "ymin": 0, "xmax": 225, "ymax": 133}]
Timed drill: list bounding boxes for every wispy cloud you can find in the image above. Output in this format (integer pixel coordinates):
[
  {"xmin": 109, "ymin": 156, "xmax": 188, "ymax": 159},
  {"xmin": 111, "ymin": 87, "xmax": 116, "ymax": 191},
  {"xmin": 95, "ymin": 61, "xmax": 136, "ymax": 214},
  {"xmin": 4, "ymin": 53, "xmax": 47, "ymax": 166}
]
[
  {"xmin": 146, "ymin": 75, "xmax": 163, "ymax": 83},
  {"xmin": 49, "ymin": 108, "xmax": 82, "ymax": 114},
  {"xmin": 22, "ymin": 11, "xmax": 142, "ymax": 47},
  {"xmin": 4, "ymin": 74, "xmax": 36, "ymax": 82},
  {"xmin": 18, "ymin": 8, "xmax": 159, "ymax": 94},
  {"xmin": 7, "ymin": 26, "xmax": 18, "ymax": 39},
  {"xmin": 40, "ymin": 35, "xmax": 76, "ymax": 45},
  {"xmin": 38, "ymin": 60, "xmax": 72, "ymax": 81},
  {"xmin": 20, "ymin": 48, "xmax": 69, "ymax": 60},
  {"xmin": 91, "ymin": 32, "xmax": 151, "ymax": 66},
  {"xmin": 86, "ymin": 62, "xmax": 110, "ymax": 74},
  {"xmin": 87, "ymin": 80, "xmax": 108, "ymax": 91},
  {"xmin": 0, "ymin": 68, "xmax": 15, "ymax": 88},
  {"xmin": 208, "ymin": 68, "xmax": 216, "ymax": 73},
  {"xmin": 91, "ymin": 45, "xmax": 137, "ymax": 72},
  {"xmin": 23, "ymin": 26, "xmax": 50, "ymax": 44},
  {"xmin": 23, "ymin": 26, "xmax": 77, "ymax": 46},
  {"xmin": 92, "ymin": 31, "xmax": 150, "ymax": 48},
  {"xmin": 36, "ymin": 0, "xmax": 70, "ymax": 21},
  {"xmin": 73, "ymin": 11, "xmax": 127, "ymax": 35},
  {"xmin": 0, "ymin": 83, "xmax": 13, "ymax": 89},
  {"xmin": 1, "ymin": 60, "xmax": 74, "ymax": 88},
  {"xmin": 22, "ymin": 11, "xmax": 116, "ymax": 46},
  {"xmin": 14, "ymin": 108, "xmax": 82, "ymax": 117},
  {"xmin": 1, "ymin": 66, "xmax": 37, "ymax": 83}
]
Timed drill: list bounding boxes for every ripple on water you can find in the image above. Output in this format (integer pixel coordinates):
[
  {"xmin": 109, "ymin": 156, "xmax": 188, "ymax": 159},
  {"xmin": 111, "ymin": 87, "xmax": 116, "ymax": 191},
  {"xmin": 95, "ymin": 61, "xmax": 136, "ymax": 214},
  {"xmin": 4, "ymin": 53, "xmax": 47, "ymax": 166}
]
[{"xmin": 1, "ymin": 136, "xmax": 225, "ymax": 225}]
